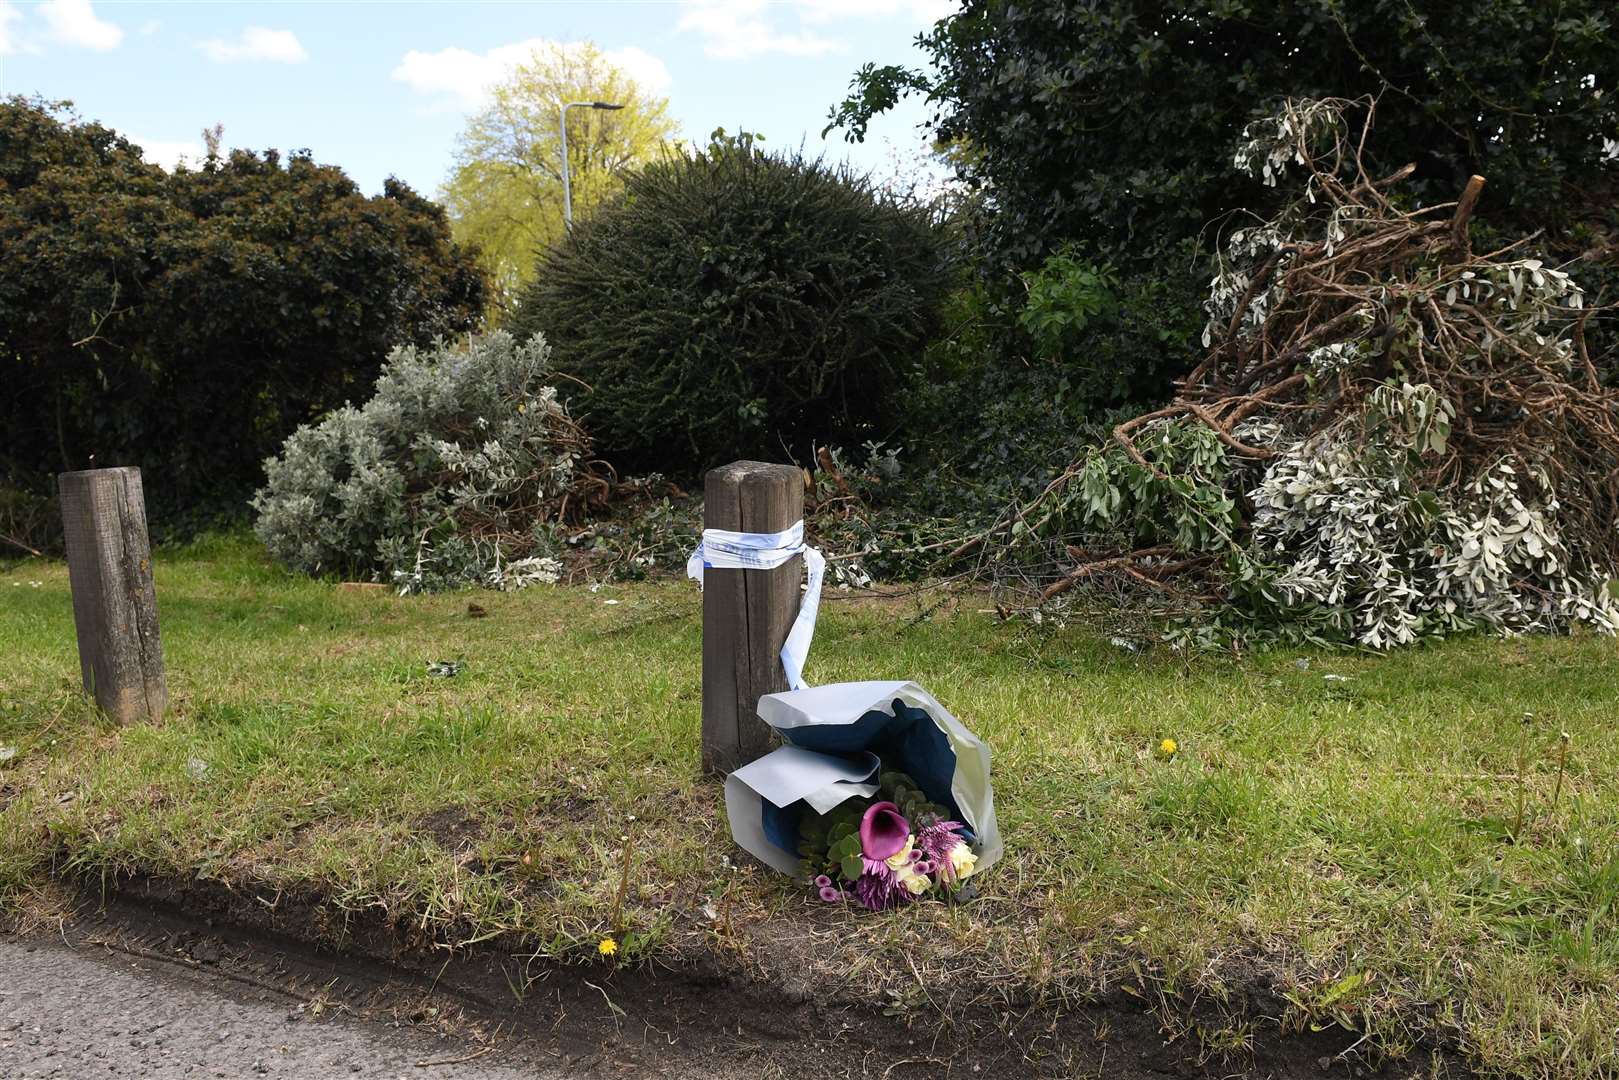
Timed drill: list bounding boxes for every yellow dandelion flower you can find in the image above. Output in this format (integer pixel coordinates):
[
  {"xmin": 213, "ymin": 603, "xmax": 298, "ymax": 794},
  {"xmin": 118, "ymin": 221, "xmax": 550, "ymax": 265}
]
[
  {"xmin": 597, "ymin": 937, "xmax": 618, "ymax": 957},
  {"xmin": 1160, "ymin": 738, "xmax": 1178, "ymax": 755}
]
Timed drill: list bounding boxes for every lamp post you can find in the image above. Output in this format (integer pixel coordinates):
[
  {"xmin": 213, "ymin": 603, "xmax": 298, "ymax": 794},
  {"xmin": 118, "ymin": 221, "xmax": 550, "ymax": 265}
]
[{"xmin": 560, "ymin": 100, "xmax": 625, "ymax": 229}]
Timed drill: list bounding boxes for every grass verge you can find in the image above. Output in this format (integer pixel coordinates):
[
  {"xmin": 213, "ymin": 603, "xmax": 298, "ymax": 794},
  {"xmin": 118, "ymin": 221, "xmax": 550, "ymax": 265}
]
[{"xmin": 2, "ymin": 534, "xmax": 1616, "ymax": 1077}]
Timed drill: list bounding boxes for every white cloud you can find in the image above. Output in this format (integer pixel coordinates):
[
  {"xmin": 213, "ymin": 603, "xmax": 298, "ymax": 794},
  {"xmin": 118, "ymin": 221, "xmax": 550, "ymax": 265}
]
[
  {"xmin": 678, "ymin": 0, "xmax": 953, "ymax": 59},
  {"xmin": 39, "ymin": 0, "xmax": 122, "ymax": 51},
  {"xmin": 601, "ymin": 46, "xmax": 673, "ymax": 95},
  {"xmin": 797, "ymin": 0, "xmax": 956, "ymax": 23},
  {"xmin": 392, "ymin": 38, "xmax": 673, "ymax": 110},
  {"xmin": 678, "ymin": 0, "xmax": 840, "ymax": 59},
  {"xmin": 0, "ymin": 2, "xmax": 22, "ymax": 55},
  {"xmin": 199, "ymin": 26, "xmax": 307, "ymax": 64},
  {"xmin": 133, "ymin": 136, "xmax": 202, "ymax": 172}
]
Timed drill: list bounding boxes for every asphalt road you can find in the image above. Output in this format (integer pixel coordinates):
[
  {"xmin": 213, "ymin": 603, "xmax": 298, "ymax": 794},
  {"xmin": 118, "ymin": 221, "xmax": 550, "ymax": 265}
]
[{"xmin": 0, "ymin": 937, "xmax": 562, "ymax": 1079}]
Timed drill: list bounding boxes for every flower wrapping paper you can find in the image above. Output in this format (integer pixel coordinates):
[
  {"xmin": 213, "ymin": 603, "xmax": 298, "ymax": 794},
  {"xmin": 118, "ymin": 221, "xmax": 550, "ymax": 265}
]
[{"xmin": 724, "ymin": 680, "xmax": 1002, "ymax": 876}]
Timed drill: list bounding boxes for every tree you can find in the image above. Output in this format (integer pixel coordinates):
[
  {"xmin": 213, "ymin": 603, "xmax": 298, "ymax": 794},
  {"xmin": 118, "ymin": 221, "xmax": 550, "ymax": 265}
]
[
  {"xmin": 509, "ymin": 131, "xmax": 952, "ymax": 472},
  {"xmin": 829, "ymin": 0, "xmax": 1619, "ymax": 300},
  {"xmin": 0, "ymin": 96, "xmax": 487, "ymax": 528},
  {"xmin": 440, "ymin": 41, "xmax": 678, "ymax": 315}
]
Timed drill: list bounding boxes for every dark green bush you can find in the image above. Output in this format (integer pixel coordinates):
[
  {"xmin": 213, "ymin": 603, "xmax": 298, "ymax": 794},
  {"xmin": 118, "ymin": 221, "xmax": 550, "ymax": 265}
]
[
  {"xmin": 1012, "ymin": 245, "xmax": 1203, "ymax": 407},
  {"xmin": 510, "ymin": 131, "xmax": 952, "ymax": 472},
  {"xmin": 0, "ymin": 484, "xmax": 55, "ymax": 560},
  {"xmin": 889, "ymin": 246, "xmax": 1201, "ymax": 504},
  {"xmin": 830, "ymin": 0, "xmax": 1619, "ymax": 399},
  {"xmin": 0, "ymin": 97, "xmax": 487, "ymax": 527},
  {"xmin": 790, "ymin": 278, "xmax": 1126, "ymax": 581},
  {"xmin": 836, "ymin": 0, "xmax": 1618, "ymax": 274}
]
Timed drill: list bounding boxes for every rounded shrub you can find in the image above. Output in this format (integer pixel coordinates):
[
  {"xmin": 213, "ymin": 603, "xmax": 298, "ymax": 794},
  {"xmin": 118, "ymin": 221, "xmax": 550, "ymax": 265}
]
[{"xmin": 510, "ymin": 131, "xmax": 952, "ymax": 472}]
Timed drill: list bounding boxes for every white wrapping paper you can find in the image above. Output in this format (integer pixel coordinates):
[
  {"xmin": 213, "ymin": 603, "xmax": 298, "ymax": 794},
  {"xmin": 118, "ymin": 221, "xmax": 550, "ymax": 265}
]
[{"xmin": 725, "ymin": 680, "xmax": 1002, "ymax": 876}]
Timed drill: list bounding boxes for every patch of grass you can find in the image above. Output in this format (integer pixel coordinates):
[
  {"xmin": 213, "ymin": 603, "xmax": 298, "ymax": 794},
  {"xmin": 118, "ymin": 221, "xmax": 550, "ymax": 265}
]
[{"xmin": 2, "ymin": 533, "xmax": 1617, "ymax": 1077}]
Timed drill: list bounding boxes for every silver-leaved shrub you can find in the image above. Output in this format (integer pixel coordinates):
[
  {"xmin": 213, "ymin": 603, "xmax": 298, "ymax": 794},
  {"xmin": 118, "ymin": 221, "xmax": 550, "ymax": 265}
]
[
  {"xmin": 252, "ymin": 331, "xmax": 589, "ymax": 592},
  {"xmin": 1247, "ymin": 402, "xmax": 1619, "ymax": 648}
]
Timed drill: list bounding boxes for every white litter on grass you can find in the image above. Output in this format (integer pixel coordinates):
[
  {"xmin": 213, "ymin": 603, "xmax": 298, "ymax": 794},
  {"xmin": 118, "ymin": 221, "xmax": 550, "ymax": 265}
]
[
  {"xmin": 602, "ymin": 599, "xmax": 621, "ymax": 605},
  {"xmin": 0, "ymin": 746, "xmax": 17, "ymax": 763},
  {"xmin": 1323, "ymin": 674, "xmax": 1352, "ymax": 683},
  {"xmin": 1294, "ymin": 658, "xmax": 1311, "ymax": 670},
  {"xmin": 493, "ymin": 555, "xmax": 563, "ymax": 591},
  {"xmin": 185, "ymin": 756, "xmax": 209, "ymax": 779}
]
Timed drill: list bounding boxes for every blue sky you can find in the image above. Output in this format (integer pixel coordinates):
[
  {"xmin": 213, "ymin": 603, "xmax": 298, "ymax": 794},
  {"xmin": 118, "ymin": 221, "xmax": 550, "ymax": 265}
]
[{"xmin": 0, "ymin": 0, "xmax": 950, "ymax": 196}]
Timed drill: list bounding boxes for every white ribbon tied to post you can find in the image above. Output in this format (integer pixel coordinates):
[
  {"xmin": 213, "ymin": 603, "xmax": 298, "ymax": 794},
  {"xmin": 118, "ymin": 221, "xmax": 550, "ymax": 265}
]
[{"xmin": 686, "ymin": 520, "xmax": 826, "ymax": 691}]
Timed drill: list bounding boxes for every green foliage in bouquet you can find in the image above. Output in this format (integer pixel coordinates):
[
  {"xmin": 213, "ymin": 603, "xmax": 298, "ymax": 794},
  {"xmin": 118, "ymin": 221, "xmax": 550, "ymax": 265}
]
[
  {"xmin": 796, "ymin": 769, "xmax": 951, "ymax": 880},
  {"xmin": 879, "ymin": 770, "xmax": 942, "ymax": 832}
]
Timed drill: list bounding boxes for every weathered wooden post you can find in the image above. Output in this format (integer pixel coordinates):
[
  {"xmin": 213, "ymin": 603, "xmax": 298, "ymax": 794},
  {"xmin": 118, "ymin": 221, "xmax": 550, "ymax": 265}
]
[
  {"xmin": 701, "ymin": 460, "xmax": 804, "ymax": 775},
  {"xmin": 58, "ymin": 467, "xmax": 167, "ymax": 724}
]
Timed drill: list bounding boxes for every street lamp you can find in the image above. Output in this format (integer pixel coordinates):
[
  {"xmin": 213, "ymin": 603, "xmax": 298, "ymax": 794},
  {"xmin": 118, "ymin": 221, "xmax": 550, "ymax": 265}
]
[{"xmin": 560, "ymin": 100, "xmax": 625, "ymax": 228}]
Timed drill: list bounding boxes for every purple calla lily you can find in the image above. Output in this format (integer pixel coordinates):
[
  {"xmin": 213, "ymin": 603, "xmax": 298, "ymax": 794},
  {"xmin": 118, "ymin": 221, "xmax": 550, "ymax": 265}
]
[{"xmin": 859, "ymin": 801, "xmax": 911, "ymax": 861}]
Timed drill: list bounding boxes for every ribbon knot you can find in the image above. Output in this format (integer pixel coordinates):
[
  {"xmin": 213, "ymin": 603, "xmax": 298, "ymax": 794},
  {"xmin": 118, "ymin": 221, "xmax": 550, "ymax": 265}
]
[{"xmin": 686, "ymin": 521, "xmax": 825, "ymax": 691}]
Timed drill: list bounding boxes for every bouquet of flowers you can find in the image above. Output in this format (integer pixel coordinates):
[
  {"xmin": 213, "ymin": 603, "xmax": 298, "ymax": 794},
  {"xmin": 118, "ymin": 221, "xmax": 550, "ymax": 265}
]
[
  {"xmin": 799, "ymin": 770, "xmax": 978, "ymax": 910},
  {"xmin": 723, "ymin": 681, "xmax": 1001, "ymax": 906}
]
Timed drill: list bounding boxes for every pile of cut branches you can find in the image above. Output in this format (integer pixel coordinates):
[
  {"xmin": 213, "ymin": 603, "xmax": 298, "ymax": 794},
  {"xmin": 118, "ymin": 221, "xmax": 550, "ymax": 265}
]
[{"xmin": 984, "ymin": 98, "xmax": 1619, "ymax": 647}]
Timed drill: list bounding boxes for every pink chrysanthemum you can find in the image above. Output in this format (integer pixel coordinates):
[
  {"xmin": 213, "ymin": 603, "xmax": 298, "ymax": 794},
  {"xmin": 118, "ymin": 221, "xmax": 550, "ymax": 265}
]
[
  {"xmin": 917, "ymin": 820, "xmax": 966, "ymax": 861},
  {"xmin": 852, "ymin": 856, "xmax": 910, "ymax": 911},
  {"xmin": 917, "ymin": 820, "xmax": 967, "ymax": 882}
]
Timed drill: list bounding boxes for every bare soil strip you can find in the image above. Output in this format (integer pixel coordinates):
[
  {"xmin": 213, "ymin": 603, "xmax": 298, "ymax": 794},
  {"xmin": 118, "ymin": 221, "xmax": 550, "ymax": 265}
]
[{"xmin": 4, "ymin": 876, "xmax": 1464, "ymax": 1079}]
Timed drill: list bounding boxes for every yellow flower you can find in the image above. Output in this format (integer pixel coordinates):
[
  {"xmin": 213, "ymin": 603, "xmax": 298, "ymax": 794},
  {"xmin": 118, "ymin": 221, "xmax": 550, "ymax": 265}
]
[
  {"xmin": 1160, "ymin": 738, "xmax": 1178, "ymax": 756},
  {"xmin": 597, "ymin": 937, "xmax": 618, "ymax": 957},
  {"xmin": 898, "ymin": 867, "xmax": 931, "ymax": 895},
  {"xmin": 884, "ymin": 835, "xmax": 916, "ymax": 871},
  {"xmin": 948, "ymin": 845, "xmax": 977, "ymax": 880}
]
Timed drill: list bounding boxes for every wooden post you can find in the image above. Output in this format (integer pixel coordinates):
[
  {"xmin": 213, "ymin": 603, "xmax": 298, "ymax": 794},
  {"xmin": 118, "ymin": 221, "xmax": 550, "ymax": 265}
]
[
  {"xmin": 58, "ymin": 467, "xmax": 167, "ymax": 724},
  {"xmin": 701, "ymin": 460, "xmax": 804, "ymax": 775}
]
